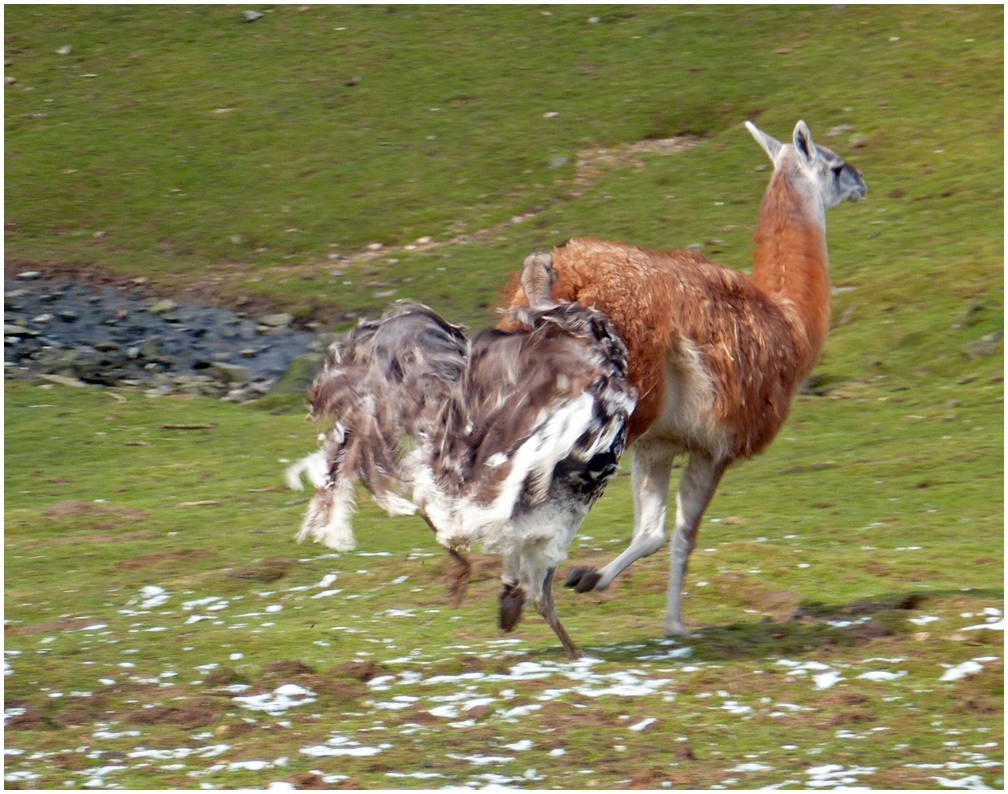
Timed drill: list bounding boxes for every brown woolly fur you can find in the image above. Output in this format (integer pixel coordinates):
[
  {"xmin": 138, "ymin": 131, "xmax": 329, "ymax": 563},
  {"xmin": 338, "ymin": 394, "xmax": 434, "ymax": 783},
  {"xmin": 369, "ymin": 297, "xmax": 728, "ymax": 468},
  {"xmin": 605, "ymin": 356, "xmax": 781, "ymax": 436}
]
[{"xmin": 504, "ymin": 173, "xmax": 831, "ymax": 459}]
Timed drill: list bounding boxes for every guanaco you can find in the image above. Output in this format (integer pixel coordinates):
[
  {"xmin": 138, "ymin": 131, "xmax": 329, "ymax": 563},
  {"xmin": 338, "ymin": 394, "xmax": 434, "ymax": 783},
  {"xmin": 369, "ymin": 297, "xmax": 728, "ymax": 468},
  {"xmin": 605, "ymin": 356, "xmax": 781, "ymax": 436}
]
[{"xmin": 504, "ymin": 120, "xmax": 866, "ymax": 635}]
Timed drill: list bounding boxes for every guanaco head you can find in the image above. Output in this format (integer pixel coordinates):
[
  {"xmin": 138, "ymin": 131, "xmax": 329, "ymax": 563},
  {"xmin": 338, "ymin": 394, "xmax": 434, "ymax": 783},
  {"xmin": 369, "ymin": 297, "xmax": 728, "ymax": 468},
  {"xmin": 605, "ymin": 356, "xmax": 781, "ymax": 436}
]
[
  {"xmin": 521, "ymin": 251, "xmax": 558, "ymax": 309},
  {"xmin": 746, "ymin": 120, "xmax": 866, "ymax": 215}
]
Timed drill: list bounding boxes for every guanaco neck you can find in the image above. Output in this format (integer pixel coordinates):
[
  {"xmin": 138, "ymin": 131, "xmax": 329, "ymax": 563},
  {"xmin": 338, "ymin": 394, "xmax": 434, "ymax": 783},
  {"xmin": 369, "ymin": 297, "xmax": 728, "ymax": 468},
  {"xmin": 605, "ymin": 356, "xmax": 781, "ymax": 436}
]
[{"xmin": 750, "ymin": 168, "xmax": 832, "ymax": 368}]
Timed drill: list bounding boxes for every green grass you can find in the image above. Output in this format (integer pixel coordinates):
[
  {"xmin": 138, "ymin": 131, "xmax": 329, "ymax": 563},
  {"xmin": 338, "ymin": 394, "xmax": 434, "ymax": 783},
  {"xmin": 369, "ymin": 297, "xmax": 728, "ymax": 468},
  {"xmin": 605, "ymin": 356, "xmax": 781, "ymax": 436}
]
[{"xmin": 4, "ymin": 4, "xmax": 1004, "ymax": 790}]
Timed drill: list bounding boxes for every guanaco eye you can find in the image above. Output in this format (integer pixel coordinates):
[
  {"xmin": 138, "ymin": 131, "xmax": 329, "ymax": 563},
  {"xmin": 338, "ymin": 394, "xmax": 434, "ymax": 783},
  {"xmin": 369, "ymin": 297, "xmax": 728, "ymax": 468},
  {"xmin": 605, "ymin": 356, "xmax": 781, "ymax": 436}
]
[{"xmin": 832, "ymin": 165, "xmax": 844, "ymax": 178}]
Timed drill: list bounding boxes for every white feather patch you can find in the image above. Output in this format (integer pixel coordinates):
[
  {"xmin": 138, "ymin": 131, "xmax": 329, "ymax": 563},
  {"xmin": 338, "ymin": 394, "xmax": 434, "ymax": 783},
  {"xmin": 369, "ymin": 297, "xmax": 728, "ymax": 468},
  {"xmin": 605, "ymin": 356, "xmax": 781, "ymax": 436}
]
[
  {"xmin": 285, "ymin": 449, "xmax": 329, "ymax": 491},
  {"xmin": 296, "ymin": 476, "xmax": 357, "ymax": 551}
]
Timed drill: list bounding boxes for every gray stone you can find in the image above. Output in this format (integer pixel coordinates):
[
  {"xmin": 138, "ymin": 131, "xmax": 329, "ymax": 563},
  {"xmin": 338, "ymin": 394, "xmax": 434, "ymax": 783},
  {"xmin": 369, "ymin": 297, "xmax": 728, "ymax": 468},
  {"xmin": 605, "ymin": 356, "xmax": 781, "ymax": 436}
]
[
  {"xmin": 212, "ymin": 361, "xmax": 254, "ymax": 384},
  {"xmin": 17, "ymin": 271, "xmax": 42, "ymax": 280},
  {"xmin": 271, "ymin": 352, "xmax": 324, "ymax": 395},
  {"xmin": 31, "ymin": 313, "xmax": 54, "ymax": 324},
  {"xmin": 801, "ymin": 372, "xmax": 848, "ymax": 396},
  {"xmin": 242, "ymin": 10, "xmax": 263, "ymax": 21},
  {"xmin": 57, "ymin": 309, "xmax": 78, "ymax": 322},
  {"xmin": 148, "ymin": 299, "xmax": 178, "ymax": 314},
  {"xmin": 259, "ymin": 312, "xmax": 293, "ymax": 328},
  {"xmin": 138, "ymin": 336, "xmax": 163, "ymax": 358},
  {"xmin": 952, "ymin": 303, "xmax": 986, "ymax": 329},
  {"xmin": 240, "ymin": 348, "xmax": 258, "ymax": 358},
  {"xmin": 547, "ymin": 155, "xmax": 570, "ymax": 169},
  {"xmin": 963, "ymin": 331, "xmax": 1003, "ymax": 360},
  {"xmin": 4, "ymin": 324, "xmax": 36, "ymax": 337}
]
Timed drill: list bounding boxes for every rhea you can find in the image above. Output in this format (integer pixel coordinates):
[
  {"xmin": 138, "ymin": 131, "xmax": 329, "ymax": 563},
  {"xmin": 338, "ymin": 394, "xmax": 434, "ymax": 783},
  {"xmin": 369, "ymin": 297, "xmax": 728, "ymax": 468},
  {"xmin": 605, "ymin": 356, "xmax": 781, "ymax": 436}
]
[
  {"xmin": 287, "ymin": 253, "xmax": 636, "ymax": 658},
  {"xmin": 505, "ymin": 120, "xmax": 866, "ymax": 635}
]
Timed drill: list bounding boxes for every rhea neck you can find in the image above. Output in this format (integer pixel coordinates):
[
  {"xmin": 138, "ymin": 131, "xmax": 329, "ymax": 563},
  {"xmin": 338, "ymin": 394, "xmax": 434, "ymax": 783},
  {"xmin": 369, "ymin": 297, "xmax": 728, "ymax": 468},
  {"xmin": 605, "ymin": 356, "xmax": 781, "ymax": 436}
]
[{"xmin": 750, "ymin": 165, "xmax": 832, "ymax": 362}]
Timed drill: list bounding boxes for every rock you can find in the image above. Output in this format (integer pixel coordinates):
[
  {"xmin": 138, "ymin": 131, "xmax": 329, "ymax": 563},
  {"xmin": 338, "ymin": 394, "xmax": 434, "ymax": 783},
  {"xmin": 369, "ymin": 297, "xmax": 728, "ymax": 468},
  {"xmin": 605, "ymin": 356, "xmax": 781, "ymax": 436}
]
[
  {"xmin": 270, "ymin": 352, "xmax": 324, "ymax": 395},
  {"xmin": 17, "ymin": 271, "xmax": 42, "ymax": 280},
  {"xmin": 963, "ymin": 331, "xmax": 1003, "ymax": 360},
  {"xmin": 242, "ymin": 10, "xmax": 263, "ymax": 21},
  {"xmin": 31, "ymin": 313, "xmax": 54, "ymax": 324},
  {"xmin": 801, "ymin": 372, "xmax": 848, "ymax": 396},
  {"xmin": 4, "ymin": 325, "xmax": 36, "ymax": 337},
  {"xmin": 547, "ymin": 155, "xmax": 569, "ymax": 169},
  {"xmin": 240, "ymin": 348, "xmax": 258, "ymax": 358},
  {"xmin": 57, "ymin": 310, "xmax": 78, "ymax": 322},
  {"xmin": 367, "ymin": 243, "xmax": 383, "ymax": 251},
  {"xmin": 138, "ymin": 337, "xmax": 163, "ymax": 358},
  {"xmin": 259, "ymin": 312, "xmax": 293, "ymax": 328},
  {"xmin": 952, "ymin": 303, "xmax": 986, "ymax": 329},
  {"xmin": 212, "ymin": 361, "xmax": 254, "ymax": 384},
  {"xmin": 56, "ymin": 45, "xmax": 72, "ymax": 56},
  {"xmin": 147, "ymin": 299, "xmax": 177, "ymax": 315},
  {"xmin": 126, "ymin": 346, "xmax": 140, "ymax": 360}
]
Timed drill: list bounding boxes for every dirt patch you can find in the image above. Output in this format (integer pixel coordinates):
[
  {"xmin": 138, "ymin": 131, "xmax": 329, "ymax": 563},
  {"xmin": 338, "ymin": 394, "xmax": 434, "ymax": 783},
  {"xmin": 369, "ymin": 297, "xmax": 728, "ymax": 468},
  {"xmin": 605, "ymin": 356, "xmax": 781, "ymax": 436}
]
[
  {"xmin": 32, "ymin": 530, "xmax": 156, "ymax": 547},
  {"xmin": 114, "ymin": 548, "xmax": 210, "ymax": 570},
  {"xmin": 425, "ymin": 654, "xmax": 485, "ymax": 677},
  {"xmin": 827, "ymin": 710, "xmax": 877, "ymax": 727},
  {"xmin": 230, "ymin": 558, "xmax": 294, "ymax": 582},
  {"xmin": 204, "ymin": 667, "xmax": 247, "ymax": 688},
  {"xmin": 263, "ymin": 660, "xmax": 316, "ymax": 677},
  {"xmin": 5, "ymin": 616, "xmax": 104, "ymax": 636},
  {"xmin": 42, "ymin": 499, "xmax": 149, "ymax": 524},
  {"xmin": 124, "ymin": 704, "xmax": 220, "ymax": 728},
  {"xmin": 628, "ymin": 768, "xmax": 671, "ymax": 788},
  {"xmin": 715, "ymin": 574, "xmax": 800, "ymax": 618},
  {"xmin": 5, "ymin": 709, "xmax": 56, "ymax": 731},
  {"xmin": 333, "ymin": 660, "xmax": 383, "ymax": 682},
  {"xmin": 291, "ymin": 772, "xmax": 326, "ymax": 789},
  {"xmin": 53, "ymin": 752, "xmax": 91, "ymax": 771}
]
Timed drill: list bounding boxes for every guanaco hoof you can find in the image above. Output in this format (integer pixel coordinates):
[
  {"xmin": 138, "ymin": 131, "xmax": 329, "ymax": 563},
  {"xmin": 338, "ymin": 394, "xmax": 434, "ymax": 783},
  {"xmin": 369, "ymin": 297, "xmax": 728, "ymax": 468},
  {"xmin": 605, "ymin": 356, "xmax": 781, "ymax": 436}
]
[
  {"xmin": 499, "ymin": 583, "xmax": 525, "ymax": 631},
  {"xmin": 564, "ymin": 566, "xmax": 602, "ymax": 593}
]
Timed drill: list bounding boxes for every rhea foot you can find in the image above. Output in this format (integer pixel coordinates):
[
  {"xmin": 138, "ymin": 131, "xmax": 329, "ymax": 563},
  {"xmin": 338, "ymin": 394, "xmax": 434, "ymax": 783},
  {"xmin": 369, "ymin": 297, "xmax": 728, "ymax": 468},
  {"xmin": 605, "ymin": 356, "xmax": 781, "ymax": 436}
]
[
  {"xmin": 564, "ymin": 566, "xmax": 602, "ymax": 593},
  {"xmin": 499, "ymin": 583, "xmax": 525, "ymax": 632}
]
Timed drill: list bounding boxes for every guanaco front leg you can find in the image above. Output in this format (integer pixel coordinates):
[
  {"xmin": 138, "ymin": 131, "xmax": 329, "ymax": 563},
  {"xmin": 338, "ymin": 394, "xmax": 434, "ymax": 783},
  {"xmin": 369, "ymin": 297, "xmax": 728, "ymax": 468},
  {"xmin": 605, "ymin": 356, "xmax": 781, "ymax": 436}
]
[{"xmin": 566, "ymin": 442, "xmax": 676, "ymax": 592}]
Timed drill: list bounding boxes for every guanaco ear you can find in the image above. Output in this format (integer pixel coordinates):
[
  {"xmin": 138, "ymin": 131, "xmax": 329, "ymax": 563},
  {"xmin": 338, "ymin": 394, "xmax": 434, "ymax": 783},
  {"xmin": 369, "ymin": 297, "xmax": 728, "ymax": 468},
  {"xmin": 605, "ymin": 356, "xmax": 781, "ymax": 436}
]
[
  {"xmin": 745, "ymin": 120, "xmax": 782, "ymax": 164},
  {"xmin": 793, "ymin": 120, "xmax": 817, "ymax": 164}
]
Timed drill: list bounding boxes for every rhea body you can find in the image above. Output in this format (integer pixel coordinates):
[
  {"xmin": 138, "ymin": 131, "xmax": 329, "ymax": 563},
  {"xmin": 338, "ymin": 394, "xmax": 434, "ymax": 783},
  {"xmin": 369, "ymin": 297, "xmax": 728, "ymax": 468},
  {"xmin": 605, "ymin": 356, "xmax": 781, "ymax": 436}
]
[
  {"xmin": 504, "ymin": 121, "xmax": 866, "ymax": 635},
  {"xmin": 288, "ymin": 253, "xmax": 636, "ymax": 657}
]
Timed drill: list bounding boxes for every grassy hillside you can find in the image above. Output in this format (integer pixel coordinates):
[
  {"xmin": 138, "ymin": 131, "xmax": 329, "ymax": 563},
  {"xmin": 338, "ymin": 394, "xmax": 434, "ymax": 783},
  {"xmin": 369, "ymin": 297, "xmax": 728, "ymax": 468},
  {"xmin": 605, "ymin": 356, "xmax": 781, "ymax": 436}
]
[{"xmin": 4, "ymin": 5, "xmax": 1003, "ymax": 790}]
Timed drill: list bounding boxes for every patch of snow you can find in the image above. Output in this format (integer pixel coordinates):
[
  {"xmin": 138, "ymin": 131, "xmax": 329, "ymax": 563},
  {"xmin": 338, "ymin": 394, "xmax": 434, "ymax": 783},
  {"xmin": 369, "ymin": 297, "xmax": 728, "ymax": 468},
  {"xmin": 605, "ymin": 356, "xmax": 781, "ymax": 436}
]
[
  {"xmin": 858, "ymin": 670, "xmax": 908, "ymax": 682},
  {"xmin": 234, "ymin": 684, "xmax": 316, "ymax": 715},
  {"xmin": 940, "ymin": 661, "xmax": 984, "ymax": 682}
]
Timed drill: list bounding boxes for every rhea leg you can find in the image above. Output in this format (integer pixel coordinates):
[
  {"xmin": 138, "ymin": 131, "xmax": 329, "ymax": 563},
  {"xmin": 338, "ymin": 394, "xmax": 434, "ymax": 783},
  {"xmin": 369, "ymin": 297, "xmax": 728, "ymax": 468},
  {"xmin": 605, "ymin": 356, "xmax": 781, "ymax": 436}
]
[
  {"xmin": 418, "ymin": 510, "xmax": 472, "ymax": 606},
  {"xmin": 565, "ymin": 443, "xmax": 676, "ymax": 592},
  {"xmin": 663, "ymin": 452, "xmax": 725, "ymax": 636},
  {"xmin": 534, "ymin": 568, "xmax": 583, "ymax": 660},
  {"xmin": 446, "ymin": 548, "xmax": 471, "ymax": 607},
  {"xmin": 499, "ymin": 549, "xmax": 524, "ymax": 631}
]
